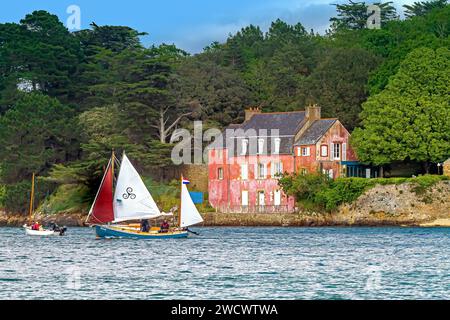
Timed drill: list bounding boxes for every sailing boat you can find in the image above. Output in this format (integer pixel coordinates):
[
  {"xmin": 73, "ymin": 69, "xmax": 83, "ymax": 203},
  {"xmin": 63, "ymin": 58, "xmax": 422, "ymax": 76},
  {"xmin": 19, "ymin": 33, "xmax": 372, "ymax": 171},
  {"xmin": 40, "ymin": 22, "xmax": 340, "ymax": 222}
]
[
  {"xmin": 23, "ymin": 173, "xmax": 55, "ymax": 236},
  {"xmin": 87, "ymin": 151, "xmax": 204, "ymax": 239}
]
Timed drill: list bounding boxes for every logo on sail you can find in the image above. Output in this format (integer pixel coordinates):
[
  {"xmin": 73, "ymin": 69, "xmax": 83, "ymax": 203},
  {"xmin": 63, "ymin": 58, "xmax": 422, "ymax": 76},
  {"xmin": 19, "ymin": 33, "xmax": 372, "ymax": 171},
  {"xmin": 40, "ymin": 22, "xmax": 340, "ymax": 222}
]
[{"xmin": 122, "ymin": 187, "xmax": 136, "ymax": 200}]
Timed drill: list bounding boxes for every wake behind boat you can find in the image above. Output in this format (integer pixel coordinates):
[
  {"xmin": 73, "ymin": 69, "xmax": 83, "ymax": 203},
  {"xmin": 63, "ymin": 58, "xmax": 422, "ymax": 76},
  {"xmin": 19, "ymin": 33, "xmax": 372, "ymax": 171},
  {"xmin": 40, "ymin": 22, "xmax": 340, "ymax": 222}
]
[{"xmin": 86, "ymin": 151, "xmax": 204, "ymax": 239}]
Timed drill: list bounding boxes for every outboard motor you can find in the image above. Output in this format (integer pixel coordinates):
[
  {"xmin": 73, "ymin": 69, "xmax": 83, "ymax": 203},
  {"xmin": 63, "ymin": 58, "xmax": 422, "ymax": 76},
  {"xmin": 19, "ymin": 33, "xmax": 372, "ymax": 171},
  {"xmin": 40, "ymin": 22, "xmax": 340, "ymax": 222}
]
[
  {"xmin": 49, "ymin": 223, "xmax": 67, "ymax": 236},
  {"xmin": 59, "ymin": 226, "xmax": 67, "ymax": 236}
]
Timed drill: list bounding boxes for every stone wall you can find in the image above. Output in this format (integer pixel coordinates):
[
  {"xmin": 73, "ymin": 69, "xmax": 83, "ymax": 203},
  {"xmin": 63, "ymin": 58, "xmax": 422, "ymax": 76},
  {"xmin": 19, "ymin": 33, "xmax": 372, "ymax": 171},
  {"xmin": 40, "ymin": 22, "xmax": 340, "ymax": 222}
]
[
  {"xmin": 444, "ymin": 160, "xmax": 450, "ymax": 177},
  {"xmin": 165, "ymin": 164, "xmax": 209, "ymax": 192}
]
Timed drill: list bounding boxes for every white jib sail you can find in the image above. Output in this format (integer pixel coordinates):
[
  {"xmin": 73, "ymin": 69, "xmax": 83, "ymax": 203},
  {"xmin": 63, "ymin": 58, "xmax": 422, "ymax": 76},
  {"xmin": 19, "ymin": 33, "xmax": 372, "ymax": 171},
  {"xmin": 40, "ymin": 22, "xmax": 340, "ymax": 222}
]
[
  {"xmin": 113, "ymin": 153, "xmax": 161, "ymax": 223},
  {"xmin": 180, "ymin": 182, "xmax": 204, "ymax": 228}
]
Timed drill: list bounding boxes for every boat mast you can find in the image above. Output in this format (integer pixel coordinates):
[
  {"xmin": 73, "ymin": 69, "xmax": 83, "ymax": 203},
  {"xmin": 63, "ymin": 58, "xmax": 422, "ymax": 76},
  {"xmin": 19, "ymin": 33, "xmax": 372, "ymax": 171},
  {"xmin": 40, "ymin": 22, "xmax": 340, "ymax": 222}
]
[
  {"xmin": 179, "ymin": 175, "xmax": 182, "ymax": 229},
  {"xmin": 28, "ymin": 173, "xmax": 35, "ymax": 224},
  {"xmin": 111, "ymin": 149, "xmax": 115, "ymax": 190}
]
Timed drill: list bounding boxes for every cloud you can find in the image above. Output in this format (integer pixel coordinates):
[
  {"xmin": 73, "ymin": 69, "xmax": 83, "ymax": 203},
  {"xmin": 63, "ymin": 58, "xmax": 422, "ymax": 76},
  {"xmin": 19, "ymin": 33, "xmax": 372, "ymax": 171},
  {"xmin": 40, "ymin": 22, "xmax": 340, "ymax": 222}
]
[{"xmin": 152, "ymin": 0, "xmax": 419, "ymax": 53}]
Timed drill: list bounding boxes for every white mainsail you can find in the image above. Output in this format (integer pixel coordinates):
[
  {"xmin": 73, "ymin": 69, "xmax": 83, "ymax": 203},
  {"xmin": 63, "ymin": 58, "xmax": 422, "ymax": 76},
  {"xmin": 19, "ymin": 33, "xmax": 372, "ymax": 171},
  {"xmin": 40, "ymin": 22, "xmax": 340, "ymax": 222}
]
[
  {"xmin": 180, "ymin": 181, "xmax": 204, "ymax": 228},
  {"xmin": 113, "ymin": 153, "xmax": 161, "ymax": 223}
]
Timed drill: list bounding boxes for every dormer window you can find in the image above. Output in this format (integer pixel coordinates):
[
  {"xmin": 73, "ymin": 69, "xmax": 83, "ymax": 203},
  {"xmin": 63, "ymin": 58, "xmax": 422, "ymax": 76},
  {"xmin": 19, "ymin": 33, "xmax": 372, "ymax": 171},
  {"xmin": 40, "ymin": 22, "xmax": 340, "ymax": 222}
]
[
  {"xmin": 241, "ymin": 139, "xmax": 248, "ymax": 155},
  {"xmin": 257, "ymin": 138, "xmax": 264, "ymax": 155},
  {"xmin": 273, "ymin": 138, "xmax": 281, "ymax": 155}
]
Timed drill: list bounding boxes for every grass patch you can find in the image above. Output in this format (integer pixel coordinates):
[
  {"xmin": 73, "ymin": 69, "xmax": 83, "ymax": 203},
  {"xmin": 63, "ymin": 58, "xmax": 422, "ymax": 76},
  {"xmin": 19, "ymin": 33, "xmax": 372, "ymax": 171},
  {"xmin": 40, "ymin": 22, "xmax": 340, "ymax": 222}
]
[{"xmin": 40, "ymin": 184, "xmax": 91, "ymax": 215}]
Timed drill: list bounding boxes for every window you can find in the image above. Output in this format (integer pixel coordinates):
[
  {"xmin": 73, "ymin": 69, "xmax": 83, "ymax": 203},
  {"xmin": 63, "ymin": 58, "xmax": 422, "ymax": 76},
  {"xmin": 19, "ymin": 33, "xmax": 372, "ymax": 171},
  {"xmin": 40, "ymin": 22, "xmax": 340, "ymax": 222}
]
[
  {"xmin": 301, "ymin": 168, "xmax": 308, "ymax": 175},
  {"xmin": 320, "ymin": 145, "xmax": 328, "ymax": 157},
  {"xmin": 241, "ymin": 164, "xmax": 248, "ymax": 180},
  {"xmin": 273, "ymin": 138, "xmax": 281, "ymax": 155},
  {"xmin": 258, "ymin": 191, "xmax": 265, "ymax": 206},
  {"xmin": 242, "ymin": 190, "xmax": 249, "ymax": 206},
  {"xmin": 271, "ymin": 161, "xmax": 283, "ymax": 178},
  {"xmin": 258, "ymin": 163, "xmax": 266, "ymax": 179},
  {"xmin": 342, "ymin": 143, "xmax": 347, "ymax": 161},
  {"xmin": 297, "ymin": 147, "xmax": 301, "ymax": 157},
  {"xmin": 218, "ymin": 167, "xmax": 223, "ymax": 180},
  {"xmin": 274, "ymin": 190, "xmax": 281, "ymax": 206},
  {"xmin": 241, "ymin": 139, "xmax": 248, "ymax": 155},
  {"xmin": 257, "ymin": 138, "xmax": 264, "ymax": 155},
  {"xmin": 301, "ymin": 147, "xmax": 311, "ymax": 157},
  {"xmin": 333, "ymin": 143, "xmax": 341, "ymax": 160}
]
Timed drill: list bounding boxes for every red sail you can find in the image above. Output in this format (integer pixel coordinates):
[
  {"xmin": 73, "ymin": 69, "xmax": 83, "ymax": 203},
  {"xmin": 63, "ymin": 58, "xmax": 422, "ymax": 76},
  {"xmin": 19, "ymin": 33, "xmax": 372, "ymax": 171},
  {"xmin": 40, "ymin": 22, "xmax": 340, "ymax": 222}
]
[{"xmin": 88, "ymin": 161, "xmax": 114, "ymax": 224}]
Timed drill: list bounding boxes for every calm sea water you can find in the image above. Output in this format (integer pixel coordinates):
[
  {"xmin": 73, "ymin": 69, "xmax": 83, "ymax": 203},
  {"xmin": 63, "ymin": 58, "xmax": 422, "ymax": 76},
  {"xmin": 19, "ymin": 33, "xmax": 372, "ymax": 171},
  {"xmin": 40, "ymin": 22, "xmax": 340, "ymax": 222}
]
[{"xmin": 0, "ymin": 227, "xmax": 449, "ymax": 300}]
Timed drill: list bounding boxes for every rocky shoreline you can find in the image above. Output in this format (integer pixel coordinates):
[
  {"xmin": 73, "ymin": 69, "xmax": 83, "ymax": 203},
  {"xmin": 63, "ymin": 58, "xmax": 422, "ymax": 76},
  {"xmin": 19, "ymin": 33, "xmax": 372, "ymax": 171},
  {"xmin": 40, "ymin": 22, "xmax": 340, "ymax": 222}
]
[{"xmin": 1, "ymin": 181, "xmax": 448, "ymax": 228}]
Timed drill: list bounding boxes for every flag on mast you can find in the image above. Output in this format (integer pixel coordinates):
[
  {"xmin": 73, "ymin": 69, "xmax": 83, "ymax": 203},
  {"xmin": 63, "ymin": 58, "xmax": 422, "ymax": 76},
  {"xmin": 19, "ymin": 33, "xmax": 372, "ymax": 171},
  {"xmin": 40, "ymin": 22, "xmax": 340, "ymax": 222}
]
[{"xmin": 182, "ymin": 177, "xmax": 190, "ymax": 185}]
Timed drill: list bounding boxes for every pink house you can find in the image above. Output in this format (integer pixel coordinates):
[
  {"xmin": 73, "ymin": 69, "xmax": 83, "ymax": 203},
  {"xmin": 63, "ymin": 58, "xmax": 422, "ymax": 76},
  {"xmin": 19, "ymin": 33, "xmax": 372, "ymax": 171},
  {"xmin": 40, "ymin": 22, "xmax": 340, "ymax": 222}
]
[{"xmin": 207, "ymin": 105, "xmax": 358, "ymax": 213}]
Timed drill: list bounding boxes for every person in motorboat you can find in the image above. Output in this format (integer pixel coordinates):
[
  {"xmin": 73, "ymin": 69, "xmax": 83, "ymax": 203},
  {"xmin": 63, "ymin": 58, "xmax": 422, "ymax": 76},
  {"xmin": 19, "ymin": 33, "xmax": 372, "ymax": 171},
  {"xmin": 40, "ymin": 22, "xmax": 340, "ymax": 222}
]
[
  {"xmin": 49, "ymin": 222, "xmax": 67, "ymax": 236},
  {"xmin": 140, "ymin": 219, "xmax": 150, "ymax": 233},
  {"xmin": 31, "ymin": 221, "xmax": 40, "ymax": 231},
  {"xmin": 160, "ymin": 220, "xmax": 170, "ymax": 233}
]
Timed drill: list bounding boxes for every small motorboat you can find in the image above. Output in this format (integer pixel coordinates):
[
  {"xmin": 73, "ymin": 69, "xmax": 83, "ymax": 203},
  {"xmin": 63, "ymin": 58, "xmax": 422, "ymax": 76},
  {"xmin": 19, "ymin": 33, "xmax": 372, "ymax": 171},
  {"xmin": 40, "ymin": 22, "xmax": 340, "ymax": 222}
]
[
  {"xmin": 24, "ymin": 225, "xmax": 55, "ymax": 236},
  {"xmin": 24, "ymin": 173, "xmax": 67, "ymax": 237}
]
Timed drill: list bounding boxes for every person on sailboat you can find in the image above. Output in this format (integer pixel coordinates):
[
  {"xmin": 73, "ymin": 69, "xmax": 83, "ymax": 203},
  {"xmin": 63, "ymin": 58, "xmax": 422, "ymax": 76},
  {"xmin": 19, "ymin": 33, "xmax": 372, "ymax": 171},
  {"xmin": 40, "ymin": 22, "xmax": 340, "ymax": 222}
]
[
  {"xmin": 140, "ymin": 219, "xmax": 150, "ymax": 233},
  {"xmin": 160, "ymin": 219, "xmax": 170, "ymax": 233},
  {"xmin": 31, "ymin": 221, "xmax": 40, "ymax": 231}
]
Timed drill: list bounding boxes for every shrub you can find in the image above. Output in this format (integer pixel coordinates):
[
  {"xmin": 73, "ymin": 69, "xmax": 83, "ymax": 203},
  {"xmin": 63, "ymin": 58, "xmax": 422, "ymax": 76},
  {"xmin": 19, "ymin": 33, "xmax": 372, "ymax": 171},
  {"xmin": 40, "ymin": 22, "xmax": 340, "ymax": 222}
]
[{"xmin": 279, "ymin": 173, "xmax": 448, "ymax": 212}]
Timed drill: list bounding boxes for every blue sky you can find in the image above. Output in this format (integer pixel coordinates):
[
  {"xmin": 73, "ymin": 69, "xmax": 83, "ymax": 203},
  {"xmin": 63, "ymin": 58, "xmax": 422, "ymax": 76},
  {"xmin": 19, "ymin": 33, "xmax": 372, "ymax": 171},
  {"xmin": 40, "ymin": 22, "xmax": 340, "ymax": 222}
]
[{"xmin": 0, "ymin": 0, "xmax": 416, "ymax": 53}]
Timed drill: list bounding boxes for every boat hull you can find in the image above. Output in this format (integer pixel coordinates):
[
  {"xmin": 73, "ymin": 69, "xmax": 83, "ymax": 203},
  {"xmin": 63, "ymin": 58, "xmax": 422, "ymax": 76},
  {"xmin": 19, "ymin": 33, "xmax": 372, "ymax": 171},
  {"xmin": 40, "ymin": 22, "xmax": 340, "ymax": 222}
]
[
  {"xmin": 25, "ymin": 228, "xmax": 55, "ymax": 236},
  {"xmin": 95, "ymin": 225, "xmax": 189, "ymax": 239}
]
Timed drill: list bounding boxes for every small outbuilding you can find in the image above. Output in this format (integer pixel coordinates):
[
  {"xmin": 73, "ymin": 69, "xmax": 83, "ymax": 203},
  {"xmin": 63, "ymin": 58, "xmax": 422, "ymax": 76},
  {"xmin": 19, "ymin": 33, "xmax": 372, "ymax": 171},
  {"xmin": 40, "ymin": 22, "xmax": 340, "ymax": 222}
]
[{"xmin": 443, "ymin": 159, "xmax": 450, "ymax": 177}]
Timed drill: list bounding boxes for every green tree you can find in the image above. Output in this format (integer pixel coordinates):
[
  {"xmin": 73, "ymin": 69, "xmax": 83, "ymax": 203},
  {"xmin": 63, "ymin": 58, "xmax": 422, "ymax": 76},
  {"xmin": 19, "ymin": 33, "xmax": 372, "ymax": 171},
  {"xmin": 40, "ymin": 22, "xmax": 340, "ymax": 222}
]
[
  {"xmin": 0, "ymin": 11, "xmax": 83, "ymax": 108},
  {"xmin": 0, "ymin": 93, "xmax": 79, "ymax": 184},
  {"xmin": 351, "ymin": 47, "xmax": 450, "ymax": 172},
  {"xmin": 404, "ymin": 0, "xmax": 449, "ymax": 18},
  {"xmin": 330, "ymin": 1, "xmax": 398, "ymax": 31},
  {"xmin": 303, "ymin": 47, "xmax": 381, "ymax": 130}
]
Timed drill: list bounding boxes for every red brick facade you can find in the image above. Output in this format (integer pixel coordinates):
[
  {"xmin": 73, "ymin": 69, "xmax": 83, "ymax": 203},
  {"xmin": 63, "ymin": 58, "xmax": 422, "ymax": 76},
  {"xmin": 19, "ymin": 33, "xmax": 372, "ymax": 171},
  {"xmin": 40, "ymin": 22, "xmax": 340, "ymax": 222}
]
[{"xmin": 208, "ymin": 106, "xmax": 357, "ymax": 213}]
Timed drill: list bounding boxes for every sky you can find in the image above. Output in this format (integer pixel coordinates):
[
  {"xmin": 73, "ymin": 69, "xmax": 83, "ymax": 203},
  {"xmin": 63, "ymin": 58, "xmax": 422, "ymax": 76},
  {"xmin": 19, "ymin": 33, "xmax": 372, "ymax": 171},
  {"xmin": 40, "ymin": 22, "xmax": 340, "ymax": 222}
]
[{"xmin": 0, "ymin": 0, "xmax": 416, "ymax": 53}]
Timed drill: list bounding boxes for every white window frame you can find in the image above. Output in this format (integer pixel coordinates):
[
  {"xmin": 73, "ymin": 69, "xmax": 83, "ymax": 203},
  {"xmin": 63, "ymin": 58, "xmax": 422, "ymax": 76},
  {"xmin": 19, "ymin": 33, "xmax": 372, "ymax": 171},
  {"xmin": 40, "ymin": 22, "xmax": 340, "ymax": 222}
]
[
  {"xmin": 342, "ymin": 143, "xmax": 347, "ymax": 161},
  {"xmin": 218, "ymin": 167, "xmax": 224, "ymax": 180},
  {"xmin": 241, "ymin": 190, "xmax": 249, "ymax": 206},
  {"xmin": 271, "ymin": 161, "xmax": 283, "ymax": 178},
  {"xmin": 301, "ymin": 147, "xmax": 310, "ymax": 157},
  {"xmin": 258, "ymin": 191, "xmax": 265, "ymax": 206},
  {"xmin": 333, "ymin": 143, "xmax": 341, "ymax": 160},
  {"xmin": 297, "ymin": 147, "xmax": 301, "ymax": 157},
  {"xmin": 241, "ymin": 164, "xmax": 248, "ymax": 180},
  {"xmin": 274, "ymin": 190, "xmax": 281, "ymax": 206},
  {"xmin": 273, "ymin": 138, "xmax": 281, "ymax": 155},
  {"xmin": 257, "ymin": 163, "xmax": 266, "ymax": 179},
  {"xmin": 320, "ymin": 145, "xmax": 328, "ymax": 157},
  {"xmin": 257, "ymin": 138, "xmax": 264, "ymax": 155},
  {"xmin": 241, "ymin": 139, "xmax": 248, "ymax": 156}
]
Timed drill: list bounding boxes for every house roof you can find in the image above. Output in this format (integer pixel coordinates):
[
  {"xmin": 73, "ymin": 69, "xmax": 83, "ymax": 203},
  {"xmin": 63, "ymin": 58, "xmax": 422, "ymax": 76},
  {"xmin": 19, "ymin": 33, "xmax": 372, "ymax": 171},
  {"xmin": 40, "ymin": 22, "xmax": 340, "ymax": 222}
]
[
  {"xmin": 240, "ymin": 112, "xmax": 305, "ymax": 136},
  {"xmin": 208, "ymin": 112, "xmax": 338, "ymax": 155},
  {"xmin": 295, "ymin": 119, "xmax": 337, "ymax": 146},
  {"xmin": 208, "ymin": 112, "xmax": 306, "ymax": 155}
]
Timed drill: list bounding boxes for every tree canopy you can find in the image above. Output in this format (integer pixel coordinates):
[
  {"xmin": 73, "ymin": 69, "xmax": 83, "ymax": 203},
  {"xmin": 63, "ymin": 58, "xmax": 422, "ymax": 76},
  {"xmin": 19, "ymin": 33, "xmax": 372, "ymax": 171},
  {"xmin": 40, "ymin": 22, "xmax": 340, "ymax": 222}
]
[
  {"xmin": 351, "ymin": 47, "xmax": 450, "ymax": 171},
  {"xmin": 0, "ymin": 2, "xmax": 449, "ymax": 213}
]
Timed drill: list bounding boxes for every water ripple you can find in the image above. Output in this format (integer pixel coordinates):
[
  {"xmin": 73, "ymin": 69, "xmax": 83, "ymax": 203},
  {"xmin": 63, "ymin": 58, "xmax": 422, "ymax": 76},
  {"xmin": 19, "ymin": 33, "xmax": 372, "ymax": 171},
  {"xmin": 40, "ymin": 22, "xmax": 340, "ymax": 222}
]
[{"xmin": 0, "ymin": 227, "xmax": 449, "ymax": 299}]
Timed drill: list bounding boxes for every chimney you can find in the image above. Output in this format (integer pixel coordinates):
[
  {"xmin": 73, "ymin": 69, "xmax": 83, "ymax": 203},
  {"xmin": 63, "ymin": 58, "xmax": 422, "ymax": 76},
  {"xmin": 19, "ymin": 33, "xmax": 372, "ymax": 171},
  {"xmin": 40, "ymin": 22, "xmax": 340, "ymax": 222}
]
[
  {"xmin": 244, "ymin": 107, "xmax": 261, "ymax": 121},
  {"xmin": 305, "ymin": 103, "xmax": 321, "ymax": 122},
  {"xmin": 294, "ymin": 104, "xmax": 322, "ymax": 143}
]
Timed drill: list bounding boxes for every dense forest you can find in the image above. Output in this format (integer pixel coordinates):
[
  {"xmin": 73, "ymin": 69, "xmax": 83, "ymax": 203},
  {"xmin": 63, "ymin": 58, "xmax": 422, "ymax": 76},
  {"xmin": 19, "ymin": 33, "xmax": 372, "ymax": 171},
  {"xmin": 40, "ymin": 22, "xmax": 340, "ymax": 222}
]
[{"xmin": 0, "ymin": 1, "xmax": 449, "ymax": 214}]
